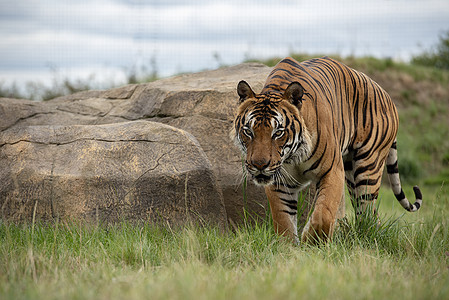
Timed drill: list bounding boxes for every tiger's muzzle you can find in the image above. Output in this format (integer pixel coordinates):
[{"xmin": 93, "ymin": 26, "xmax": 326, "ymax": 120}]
[{"xmin": 245, "ymin": 159, "xmax": 279, "ymax": 186}]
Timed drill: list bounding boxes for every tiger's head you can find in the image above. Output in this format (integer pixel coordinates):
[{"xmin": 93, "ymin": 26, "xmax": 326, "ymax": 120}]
[{"xmin": 231, "ymin": 80, "xmax": 312, "ymax": 186}]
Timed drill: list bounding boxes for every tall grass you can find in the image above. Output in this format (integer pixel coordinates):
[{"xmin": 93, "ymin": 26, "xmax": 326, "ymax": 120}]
[{"xmin": 1, "ymin": 185, "xmax": 448, "ymax": 300}]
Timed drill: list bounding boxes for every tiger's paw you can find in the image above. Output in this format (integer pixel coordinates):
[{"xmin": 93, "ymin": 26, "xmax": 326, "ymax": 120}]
[{"xmin": 300, "ymin": 219, "xmax": 332, "ymax": 245}]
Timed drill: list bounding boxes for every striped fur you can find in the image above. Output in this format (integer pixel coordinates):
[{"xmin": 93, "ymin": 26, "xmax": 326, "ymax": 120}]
[{"xmin": 231, "ymin": 56, "xmax": 422, "ymax": 244}]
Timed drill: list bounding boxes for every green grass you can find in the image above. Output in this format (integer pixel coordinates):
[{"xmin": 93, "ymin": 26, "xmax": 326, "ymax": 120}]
[
  {"xmin": 395, "ymin": 98, "xmax": 449, "ymax": 184},
  {"xmin": 1, "ymin": 184, "xmax": 448, "ymax": 300}
]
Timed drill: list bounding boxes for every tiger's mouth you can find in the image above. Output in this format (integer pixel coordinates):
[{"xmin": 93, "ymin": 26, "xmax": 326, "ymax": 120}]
[
  {"xmin": 253, "ymin": 173, "xmax": 273, "ymax": 185},
  {"xmin": 247, "ymin": 167, "xmax": 279, "ymax": 186}
]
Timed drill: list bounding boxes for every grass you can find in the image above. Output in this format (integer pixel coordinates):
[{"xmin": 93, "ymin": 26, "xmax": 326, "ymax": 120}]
[
  {"xmin": 1, "ymin": 184, "xmax": 448, "ymax": 300},
  {"xmin": 396, "ymin": 100, "xmax": 449, "ymax": 185}
]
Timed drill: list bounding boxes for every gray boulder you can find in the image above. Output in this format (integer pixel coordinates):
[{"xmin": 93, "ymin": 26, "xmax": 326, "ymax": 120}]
[{"xmin": 0, "ymin": 121, "xmax": 227, "ymax": 229}]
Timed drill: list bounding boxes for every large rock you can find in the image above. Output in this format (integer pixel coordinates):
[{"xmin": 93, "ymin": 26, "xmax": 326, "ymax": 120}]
[
  {"xmin": 0, "ymin": 63, "xmax": 314, "ymax": 227},
  {"xmin": 0, "ymin": 121, "xmax": 227, "ymax": 228}
]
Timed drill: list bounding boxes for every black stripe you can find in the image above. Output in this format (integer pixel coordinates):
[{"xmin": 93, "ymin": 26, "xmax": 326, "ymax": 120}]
[
  {"xmin": 344, "ymin": 160, "xmax": 353, "ymax": 171},
  {"xmin": 354, "ymin": 149, "xmax": 372, "ymax": 161},
  {"xmin": 281, "ymin": 202, "xmax": 298, "ymax": 211},
  {"xmin": 281, "ymin": 58, "xmax": 301, "ymax": 69},
  {"xmin": 303, "ymin": 143, "xmax": 327, "ymax": 174},
  {"xmin": 264, "ymin": 83, "xmax": 281, "ymax": 91},
  {"xmin": 395, "ymin": 189, "xmax": 406, "ymax": 201},
  {"xmin": 391, "ymin": 141, "xmax": 397, "ymax": 149},
  {"xmin": 280, "ymin": 198, "xmax": 298, "ymax": 210},
  {"xmin": 280, "ymin": 198, "xmax": 297, "ymax": 205},
  {"xmin": 282, "ymin": 109, "xmax": 290, "ymax": 127},
  {"xmin": 281, "ymin": 210, "xmax": 297, "ymax": 216},
  {"xmin": 386, "ymin": 161, "xmax": 399, "ymax": 174},
  {"xmin": 271, "ymin": 67, "xmax": 297, "ymax": 79},
  {"xmin": 273, "ymin": 188, "xmax": 293, "ymax": 195},
  {"xmin": 271, "ymin": 74, "xmax": 287, "ymax": 80},
  {"xmin": 413, "ymin": 186, "xmax": 422, "ymax": 200},
  {"xmin": 316, "ymin": 149, "xmax": 337, "ymax": 189},
  {"xmin": 353, "ymin": 111, "xmax": 379, "ymax": 161},
  {"xmin": 354, "ymin": 158, "xmax": 378, "ymax": 179},
  {"xmin": 355, "ymin": 178, "xmax": 379, "ymax": 188}
]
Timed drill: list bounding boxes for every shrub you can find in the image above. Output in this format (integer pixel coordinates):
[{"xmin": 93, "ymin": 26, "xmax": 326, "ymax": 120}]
[{"xmin": 412, "ymin": 30, "xmax": 449, "ymax": 70}]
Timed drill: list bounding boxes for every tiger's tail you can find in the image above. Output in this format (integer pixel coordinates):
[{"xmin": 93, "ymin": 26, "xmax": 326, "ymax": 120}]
[{"xmin": 386, "ymin": 140, "xmax": 423, "ymax": 212}]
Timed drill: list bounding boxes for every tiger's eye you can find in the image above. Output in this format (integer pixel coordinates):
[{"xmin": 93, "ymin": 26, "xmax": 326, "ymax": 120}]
[
  {"xmin": 243, "ymin": 127, "xmax": 253, "ymax": 138},
  {"xmin": 273, "ymin": 129, "xmax": 284, "ymax": 139}
]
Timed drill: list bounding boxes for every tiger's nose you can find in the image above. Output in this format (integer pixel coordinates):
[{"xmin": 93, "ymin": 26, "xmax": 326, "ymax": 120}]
[{"xmin": 251, "ymin": 158, "xmax": 270, "ymax": 171}]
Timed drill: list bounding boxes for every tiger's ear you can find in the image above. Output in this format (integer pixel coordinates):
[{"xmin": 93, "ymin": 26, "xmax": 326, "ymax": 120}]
[
  {"xmin": 237, "ymin": 80, "xmax": 255, "ymax": 103},
  {"xmin": 283, "ymin": 81, "xmax": 304, "ymax": 108}
]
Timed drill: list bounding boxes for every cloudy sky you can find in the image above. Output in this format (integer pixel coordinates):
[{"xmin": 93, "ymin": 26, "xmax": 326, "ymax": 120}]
[{"xmin": 1, "ymin": 0, "xmax": 448, "ymax": 90}]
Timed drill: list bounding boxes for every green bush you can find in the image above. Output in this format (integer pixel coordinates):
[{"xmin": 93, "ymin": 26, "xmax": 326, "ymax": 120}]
[
  {"xmin": 397, "ymin": 156, "xmax": 420, "ymax": 182},
  {"xmin": 412, "ymin": 30, "xmax": 449, "ymax": 70}
]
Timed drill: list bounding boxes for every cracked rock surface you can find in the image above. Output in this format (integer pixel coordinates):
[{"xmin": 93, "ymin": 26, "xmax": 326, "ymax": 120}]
[
  {"xmin": 0, "ymin": 63, "xmax": 273, "ymax": 226},
  {"xmin": 0, "ymin": 121, "xmax": 227, "ymax": 228}
]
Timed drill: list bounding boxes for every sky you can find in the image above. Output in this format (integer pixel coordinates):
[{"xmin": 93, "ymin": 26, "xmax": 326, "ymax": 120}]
[{"xmin": 1, "ymin": 0, "xmax": 449, "ymax": 91}]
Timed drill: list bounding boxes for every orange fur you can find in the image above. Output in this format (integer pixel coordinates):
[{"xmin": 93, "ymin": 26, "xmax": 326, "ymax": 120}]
[{"xmin": 232, "ymin": 57, "xmax": 422, "ymax": 244}]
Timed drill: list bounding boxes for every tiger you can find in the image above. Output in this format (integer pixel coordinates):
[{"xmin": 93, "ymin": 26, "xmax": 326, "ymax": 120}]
[{"xmin": 231, "ymin": 56, "xmax": 422, "ymax": 244}]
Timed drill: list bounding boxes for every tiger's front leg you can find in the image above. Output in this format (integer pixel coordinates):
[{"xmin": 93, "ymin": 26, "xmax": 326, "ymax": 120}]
[
  {"xmin": 265, "ymin": 185, "xmax": 300, "ymax": 244},
  {"xmin": 301, "ymin": 167, "xmax": 345, "ymax": 244}
]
